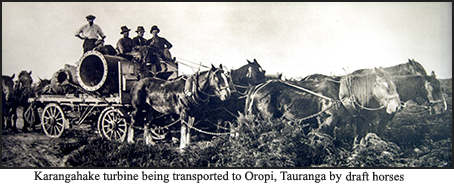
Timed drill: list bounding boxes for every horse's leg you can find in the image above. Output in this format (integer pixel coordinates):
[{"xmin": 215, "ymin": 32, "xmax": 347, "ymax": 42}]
[
  {"xmin": 127, "ymin": 111, "xmax": 137, "ymax": 144},
  {"xmin": 143, "ymin": 112, "xmax": 155, "ymax": 146},
  {"xmin": 11, "ymin": 107, "xmax": 18, "ymax": 132},
  {"xmin": 179, "ymin": 111, "xmax": 191, "ymax": 151}
]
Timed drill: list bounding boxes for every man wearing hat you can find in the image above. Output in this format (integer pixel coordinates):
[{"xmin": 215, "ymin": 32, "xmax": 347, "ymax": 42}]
[
  {"xmin": 75, "ymin": 15, "xmax": 106, "ymax": 53},
  {"xmin": 132, "ymin": 26, "xmax": 148, "ymax": 49},
  {"xmin": 148, "ymin": 25, "xmax": 173, "ymax": 62},
  {"xmin": 116, "ymin": 26, "xmax": 134, "ymax": 56}
]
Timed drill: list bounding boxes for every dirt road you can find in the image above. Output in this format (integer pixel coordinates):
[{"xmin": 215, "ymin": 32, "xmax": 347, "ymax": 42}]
[{"xmin": 2, "ymin": 108, "xmax": 97, "ymax": 167}]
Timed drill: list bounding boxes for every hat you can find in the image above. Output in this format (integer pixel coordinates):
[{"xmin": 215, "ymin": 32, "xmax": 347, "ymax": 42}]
[
  {"xmin": 86, "ymin": 15, "xmax": 96, "ymax": 20},
  {"xmin": 150, "ymin": 25, "xmax": 160, "ymax": 33},
  {"xmin": 136, "ymin": 26, "xmax": 145, "ymax": 33},
  {"xmin": 120, "ymin": 26, "xmax": 131, "ymax": 34}
]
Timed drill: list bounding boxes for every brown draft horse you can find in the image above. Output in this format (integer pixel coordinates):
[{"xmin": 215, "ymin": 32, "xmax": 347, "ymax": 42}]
[
  {"xmin": 194, "ymin": 59, "xmax": 267, "ymax": 129},
  {"xmin": 392, "ymin": 72, "xmax": 447, "ymax": 115},
  {"xmin": 129, "ymin": 64, "xmax": 232, "ymax": 150},
  {"xmin": 246, "ymin": 67, "xmax": 401, "ymax": 142},
  {"xmin": 338, "ymin": 67, "xmax": 401, "ymax": 138},
  {"xmin": 4, "ymin": 71, "xmax": 34, "ymax": 132}
]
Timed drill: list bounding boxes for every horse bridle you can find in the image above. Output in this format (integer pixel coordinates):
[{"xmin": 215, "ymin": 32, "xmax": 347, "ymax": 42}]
[
  {"xmin": 197, "ymin": 68, "xmax": 230, "ymax": 98},
  {"xmin": 182, "ymin": 68, "xmax": 230, "ymax": 107}
]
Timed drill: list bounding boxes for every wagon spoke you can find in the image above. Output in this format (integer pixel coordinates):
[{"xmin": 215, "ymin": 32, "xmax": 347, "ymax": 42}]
[
  {"xmin": 113, "ymin": 131, "xmax": 120, "ymax": 140},
  {"xmin": 108, "ymin": 129, "xmax": 114, "ymax": 139},
  {"xmin": 50, "ymin": 107, "xmax": 56, "ymax": 117},
  {"xmin": 50, "ymin": 125, "xmax": 56, "ymax": 136},
  {"xmin": 43, "ymin": 123, "xmax": 51, "ymax": 131},
  {"xmin": 105, "ymin": 113, "xmax": 114, "ymax": 123}
]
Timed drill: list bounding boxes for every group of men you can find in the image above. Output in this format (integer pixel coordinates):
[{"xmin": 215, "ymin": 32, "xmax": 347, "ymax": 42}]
[{"xmin": 74, "ymin": 14, "xmax": 173, "ymax": 62}]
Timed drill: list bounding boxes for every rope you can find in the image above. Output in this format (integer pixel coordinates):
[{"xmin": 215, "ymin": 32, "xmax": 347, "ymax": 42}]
[
  {"xmin": 295, "ymin": 100, "xmax": 341, "ymax": 123},
  {"xmin": 279, "ymin": 80, "xmax": 335, "ymax": 102},
  {"xmin": 175, "ymin": 57, "xmax": 210, "ymax": 69},
  {"xmin": 182, "ymin": 119, "xmax": 233, "ymax": 136}
]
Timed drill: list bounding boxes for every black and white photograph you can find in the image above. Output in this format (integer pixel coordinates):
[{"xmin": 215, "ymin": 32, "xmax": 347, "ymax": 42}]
[{"xmin": 2, "ymin": 2, "xmax": 451, "ymax": 176}]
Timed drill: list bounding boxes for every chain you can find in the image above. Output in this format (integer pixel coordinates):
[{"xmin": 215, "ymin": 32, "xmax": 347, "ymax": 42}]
[{"xmin": 181, "ymin": 119, "xmax": 233, "ymax": 136}]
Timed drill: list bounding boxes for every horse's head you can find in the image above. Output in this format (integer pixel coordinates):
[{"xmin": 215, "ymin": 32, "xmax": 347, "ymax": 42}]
[
  {"xmin": 2, "ymin": 74, "xmax": 15, "ymax": 101},
  {"xmin": 231, "ymin": 59, "xmax": 266, "ymax": 86},
  {"xmin": 406, "ymin": 58, "xmax": 427, "ymax": 76},
  {"xmin": 424, "ymin": 71, "xmax": 447, "ymax": 114},
  {"xmin": 18, "ymin": 70, "xmax": 33, "ymax": 87},
  {"xmin": 33, "ymin": 77, "xmax": 51, "ymax": 97},
  {"xmin": 371, "ymin": 67, "xmax": 401, "ymax": 114},
  {"xmin": 16, "ymin": 70, "xmax": 34, "ymax": 99},
  {"xmin": 199, "ymin": 64, "xmax": 232, "ymax": 101}
]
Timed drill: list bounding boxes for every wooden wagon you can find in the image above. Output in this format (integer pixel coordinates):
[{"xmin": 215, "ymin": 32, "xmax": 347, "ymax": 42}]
[{"xmin": 26, "ymin": 50, "xmax": 178, "ymax": 141}]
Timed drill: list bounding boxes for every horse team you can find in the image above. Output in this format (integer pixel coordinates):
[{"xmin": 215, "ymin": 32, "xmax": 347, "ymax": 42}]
[{"xmin": 2, "ymin": 58, "xmax": 447, "ymax": 149}]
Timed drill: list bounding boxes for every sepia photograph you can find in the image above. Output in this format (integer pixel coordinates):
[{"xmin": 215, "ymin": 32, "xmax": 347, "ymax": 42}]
[{"xmin": 2, "ymin": 2, "xmax": 451, "ymax": 171}]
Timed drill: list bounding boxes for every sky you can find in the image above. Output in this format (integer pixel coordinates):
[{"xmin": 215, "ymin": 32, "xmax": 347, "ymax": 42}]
[{"xmin": 2, "ymin": 2, "xmax": 452, "ymax": 83}]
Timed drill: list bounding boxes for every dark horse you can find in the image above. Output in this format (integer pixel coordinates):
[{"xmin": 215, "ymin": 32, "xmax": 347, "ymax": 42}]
[
  {"xmin": 2, "ymin": 74, "xmax": 15, "ymax": 131},
  {"xmin": 246, "ymin": 67, "xmax": 401, "ymax": 141},
  {"xmin": 5, "ymin": 71, "xmax": 34, "ymax": 132},
  {"xmin": 392, "ymin": 72, "xmax": 447, "ymax": 115},
  {"xmin": 195, "ymin": 59, "xmax": 267, "ymax": 127},
  {"xmin": 129, "ymin": 64, "xmax": 232, "ymax": 150}
]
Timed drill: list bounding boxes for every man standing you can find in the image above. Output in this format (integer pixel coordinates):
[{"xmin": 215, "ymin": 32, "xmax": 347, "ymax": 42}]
[
  {"xmin": 132, "ymin": 26, "xmax": 148, "ymax": 49},
  {"xmin": 75, "ymin": 15, "xmax": 106, "ymax": 53}
]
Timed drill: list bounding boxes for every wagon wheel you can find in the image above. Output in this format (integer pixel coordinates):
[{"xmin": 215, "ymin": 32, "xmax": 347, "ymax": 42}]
[
  {"xmin": 41, "ymin": 103, "xmax": 66, "ymax": 138},
  {"xmin": 100, "ymin": 108, "xmax": 128, "ymax": 142},
  {"xmin": 97, "ymin": 107, "xmax": 114, "ymax": 138}
]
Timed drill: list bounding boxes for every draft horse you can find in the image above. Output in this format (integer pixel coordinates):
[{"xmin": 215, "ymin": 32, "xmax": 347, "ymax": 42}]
[
  {"xmin": 392, "ymin": 72, "xmax": 447, "ymax": 115},
  {"xmin": 246, "ymin": 68, "xmax": 401, "ymax": 141},
  {"xmin": 196, "ymin": 59, "xmax": 267, "ymax": 126},
  {"xmin": 129, "ymin": 64, "xmax": 232, "ymax": 150},
  {"xmin": 4, "ymin": 71, "xmax": 34, "ymax": 132}
]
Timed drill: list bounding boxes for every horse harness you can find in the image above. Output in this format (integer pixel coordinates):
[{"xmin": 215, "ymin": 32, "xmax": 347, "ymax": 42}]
[
  {"xmin": 341, "ymin": 74, "xmax": 399, "ymax": 117},
  {"xmin": 179, "ymin": 68, "xmax": 229, "ymax": 108}
]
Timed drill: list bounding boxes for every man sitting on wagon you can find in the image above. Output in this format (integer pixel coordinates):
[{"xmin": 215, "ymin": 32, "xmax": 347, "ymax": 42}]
[
  {"xmin": 148, "ymin": 25, "xmax": 173, "ymax": 62},
  {"xmin": 132, "ymin": 26, "xmax": 148, "ymax": 49},
  {"xmin": 116, "ymin": 26, "xmax": 134, "ymax": 59}
]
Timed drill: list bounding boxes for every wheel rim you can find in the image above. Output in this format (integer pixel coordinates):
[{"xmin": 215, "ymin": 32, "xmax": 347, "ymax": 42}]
[
  {"xmin": 101, "ymin": 109, "xmax": 127, "ymax": 141},
  {"xmin": 41, "ymin": 103, "xmax": 65, "ymax": 138}
]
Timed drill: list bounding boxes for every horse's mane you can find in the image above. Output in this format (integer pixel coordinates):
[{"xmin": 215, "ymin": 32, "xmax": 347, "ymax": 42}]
[{"xmin": 347, "ymin": 74, "xmax": 373, "ymax": 105}]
